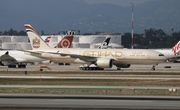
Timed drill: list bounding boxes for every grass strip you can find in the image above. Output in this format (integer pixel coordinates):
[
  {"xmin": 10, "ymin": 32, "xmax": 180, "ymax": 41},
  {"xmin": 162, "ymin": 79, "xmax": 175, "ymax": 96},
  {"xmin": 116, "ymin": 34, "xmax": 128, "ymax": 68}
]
[{"xmin": 0, "ymin": 79, "xmax": 180, "ymax": 86}]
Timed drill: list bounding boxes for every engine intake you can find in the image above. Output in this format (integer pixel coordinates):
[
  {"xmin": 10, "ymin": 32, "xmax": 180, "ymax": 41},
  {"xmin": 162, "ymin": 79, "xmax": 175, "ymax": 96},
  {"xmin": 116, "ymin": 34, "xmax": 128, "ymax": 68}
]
[{"xmin": 96, "ymin": 58, "xmax": 113, "ymax": 68}]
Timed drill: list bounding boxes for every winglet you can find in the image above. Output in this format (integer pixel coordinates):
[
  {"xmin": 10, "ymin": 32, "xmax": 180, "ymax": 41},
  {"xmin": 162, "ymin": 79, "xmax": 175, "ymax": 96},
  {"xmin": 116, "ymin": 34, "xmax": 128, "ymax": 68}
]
[
  {"xmin": 172, "ymin": 41, "xmax": 180, "ymax": 56},
  {"xmin": 57, "ymin": 36, "xmax": 74, "ymax": 48},
  {"xmin": 24, "ymin": 24, "xmax": 51, "ymax": 50}
]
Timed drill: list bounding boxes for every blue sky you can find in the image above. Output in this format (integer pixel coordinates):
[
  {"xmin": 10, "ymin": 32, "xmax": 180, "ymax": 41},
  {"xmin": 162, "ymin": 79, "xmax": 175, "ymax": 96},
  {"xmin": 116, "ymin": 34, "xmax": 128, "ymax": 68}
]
[{"xmin": 84, "ymin": 0, "xmax": 155, "ymax": 6}]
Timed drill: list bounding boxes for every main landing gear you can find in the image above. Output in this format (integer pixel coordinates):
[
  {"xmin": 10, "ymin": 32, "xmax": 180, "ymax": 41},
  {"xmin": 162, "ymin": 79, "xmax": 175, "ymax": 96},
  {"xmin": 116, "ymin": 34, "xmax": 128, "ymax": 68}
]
[
  {"xmin": 8, "ymin": 63, "xmax": 26, "ymax": 68},
  {"xmin": 8, "ymin": 65, "xmax": 16, "ymax": 68},
  {"xmin": 79, "ymin": 64, "xmax": 104, "ymax": 70}
]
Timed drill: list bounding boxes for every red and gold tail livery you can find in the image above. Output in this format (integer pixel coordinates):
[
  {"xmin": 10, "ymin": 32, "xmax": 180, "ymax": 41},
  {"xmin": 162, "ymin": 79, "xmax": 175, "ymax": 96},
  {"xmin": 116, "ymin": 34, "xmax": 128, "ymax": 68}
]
[
  {"xmin": 24, "ymin": 24, "xmax": 50, "ymax": 50},
  {"xmin": 58, "ymin": 36, "xmax": 73, "ymax": 48}
]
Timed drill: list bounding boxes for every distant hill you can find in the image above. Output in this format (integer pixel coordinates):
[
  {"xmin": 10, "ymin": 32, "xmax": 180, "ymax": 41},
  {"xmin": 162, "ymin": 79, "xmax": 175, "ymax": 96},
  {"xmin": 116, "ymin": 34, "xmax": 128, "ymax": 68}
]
[{"xmin": 0, "ymin": 0, "xmax": 179, "ymax": 34}]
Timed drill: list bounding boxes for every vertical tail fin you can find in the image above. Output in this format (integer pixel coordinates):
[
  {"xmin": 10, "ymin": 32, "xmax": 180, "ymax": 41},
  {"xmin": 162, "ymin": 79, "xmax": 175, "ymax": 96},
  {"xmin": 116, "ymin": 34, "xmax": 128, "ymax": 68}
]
[
  {"xmin": 44, "ymin": 36, "xmax": 52, "ymax": 44},
  {"xmin": 98, "ymin": 37, "xmax": 111, "ymax": 49},
  {"xmin": 24, "ymin": 24, "xmax": 51, "ymax": 50},
  {"xmin": 57, "ymin": 36, "xmax": 74, "ymax": 48},
  {"xmin": 172, "ymin": 41, "xmax": 180, "ymax": 55}
]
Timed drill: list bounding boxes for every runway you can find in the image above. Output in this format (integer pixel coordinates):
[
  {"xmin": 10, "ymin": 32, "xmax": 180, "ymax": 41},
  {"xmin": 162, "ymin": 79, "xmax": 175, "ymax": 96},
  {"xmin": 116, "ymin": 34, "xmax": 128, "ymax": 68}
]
[
  {"xmin": 0, "ymin": 63, "xmax": 180, "ymax": 109},
  {"xmin": 0, "ymin": 94, "xmax": 180, "ymax": 109},
  {"xmin": 0, "ymin": 85, "xmax": 179, "ymax": 91},
  {"xmin": 0, "ymin": 62, "xmax": 180, "ymax": 72},
  {"xmin": 1, "ymin": 75, "xmax": 180, "ymax": 79}
]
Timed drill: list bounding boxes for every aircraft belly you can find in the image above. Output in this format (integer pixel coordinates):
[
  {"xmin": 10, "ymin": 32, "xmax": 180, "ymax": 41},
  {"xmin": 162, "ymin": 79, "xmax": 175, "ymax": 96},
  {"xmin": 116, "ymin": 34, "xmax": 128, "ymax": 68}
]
[
  {"xmin": 41, "ymin": 57, "xmax": 84, "ymax": 63},
  {"xmin": 40, "ymin": 53, "xmax": 86, "ymax": 64},
  {"xmin": 115, "ymin": 59, "xmax": 164, "ymax": 64}
]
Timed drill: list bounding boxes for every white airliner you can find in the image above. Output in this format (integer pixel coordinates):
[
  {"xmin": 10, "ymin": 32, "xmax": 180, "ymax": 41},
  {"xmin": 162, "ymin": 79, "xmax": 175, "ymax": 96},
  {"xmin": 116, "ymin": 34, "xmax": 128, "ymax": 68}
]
[
  {"xmin": 0, "ymin": 33, "xmax": 75, "ymax": 68},
  {"xmin": 0, "ymin": 51, "xmax": 45, "ymax": 68},
  {"xmin": 47, "ymin": 33, "xmax": 74, "ymax": 48},
  {"xmin": 153, "ymin": 41, "xmax": 180, "ymax": 60},
  {"xmin": 24, "ymin": 24, "xmax": 167, "ymax": 70},
  {"xmin": 98, "ymin": 37, "xmax": 111, "ymax": 49}
]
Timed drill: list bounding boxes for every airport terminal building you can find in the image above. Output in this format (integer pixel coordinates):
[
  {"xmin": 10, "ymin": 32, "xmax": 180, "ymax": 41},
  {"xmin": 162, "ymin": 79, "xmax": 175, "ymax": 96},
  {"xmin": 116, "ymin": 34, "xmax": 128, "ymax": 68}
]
[{"xmin": 0, "ymin": 34, "xmax": 123, "ymax": 50}]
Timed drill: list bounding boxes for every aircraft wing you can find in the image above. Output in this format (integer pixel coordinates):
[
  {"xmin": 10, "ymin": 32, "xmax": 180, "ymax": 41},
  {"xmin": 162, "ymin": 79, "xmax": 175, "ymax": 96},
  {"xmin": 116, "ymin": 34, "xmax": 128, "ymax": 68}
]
[
  {"xmin": 22, "ymin": 50, "xmax": 114, "ymax": 63},
  {"xmin": 59, "ymin": 53, "xmax": 98, "ymax": 62},
  {"xmin": 20, "ymin": 50, "xmax": 46, "ymax": 57},
  {"xmin": 0, "ymin": 51, "xmax": 18, "ymax": 65},
  {"xmin": 0, "ymin": 51, "xmax": 17, "ymax": 61}
]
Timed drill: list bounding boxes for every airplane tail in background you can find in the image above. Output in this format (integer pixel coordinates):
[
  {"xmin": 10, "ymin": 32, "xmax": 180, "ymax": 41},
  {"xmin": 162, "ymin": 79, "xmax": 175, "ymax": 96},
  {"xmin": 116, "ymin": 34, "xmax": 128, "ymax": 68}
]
[
  {"xmin": 98, "ymin": 37, "xmax": 111, "ymax": 49},
  {"xmin": 172, "ymin": 41, "xmax": 180, "ymax": 55},
  {"xmin": 44, "ymin": 36, "xmax": 52, "ymax": 44},
  {"xmin": 57, "ymin": 36, "xmax": 74, "ymax": 48},
  {"xmin": 24, "ymin": 24, "xmax": 51, "ymax": 50}
]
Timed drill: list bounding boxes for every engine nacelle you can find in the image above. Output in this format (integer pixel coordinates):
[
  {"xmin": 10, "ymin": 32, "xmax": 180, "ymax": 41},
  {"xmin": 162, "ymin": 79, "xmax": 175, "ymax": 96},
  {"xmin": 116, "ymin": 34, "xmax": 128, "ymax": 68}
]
[
  {"xmin": 96, "ymin": 58, "xmax": 113, "ymax": 68},
  {"xmin": 42, "ymin": 60, "xmax": 51, "ymax": 64},
  {"xmin": 115, "ymin": 64, "xmax": 131, "ymax": 68}
]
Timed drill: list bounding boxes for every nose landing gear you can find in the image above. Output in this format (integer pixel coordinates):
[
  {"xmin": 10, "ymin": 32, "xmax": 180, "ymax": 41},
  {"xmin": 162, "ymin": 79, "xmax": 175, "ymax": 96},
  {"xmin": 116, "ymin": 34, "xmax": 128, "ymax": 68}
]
[{"xmin": 151, "ymin": 64, "xmax": 158, "ymax": 71}]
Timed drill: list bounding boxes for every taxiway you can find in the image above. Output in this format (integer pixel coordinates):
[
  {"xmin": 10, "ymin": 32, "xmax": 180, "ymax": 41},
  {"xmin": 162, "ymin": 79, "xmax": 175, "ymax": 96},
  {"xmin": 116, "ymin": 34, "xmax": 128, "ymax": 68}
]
[{"xmin": 0, "ymin": 62, "xmax": 179, "ymax": 72}]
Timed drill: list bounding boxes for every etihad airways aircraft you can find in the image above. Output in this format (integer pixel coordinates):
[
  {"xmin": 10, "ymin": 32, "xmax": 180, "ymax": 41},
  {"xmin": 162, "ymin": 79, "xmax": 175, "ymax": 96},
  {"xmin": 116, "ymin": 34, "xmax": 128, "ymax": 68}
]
[
  {"xmin": 24, "ymin": 24, "xmax": 167, "ymax": 70},
  {"xmin": 0, "ymin": 34, "xmax": 74, "ymax": 68},
  {"xmin": 47, "ymin": 35, "xmax": 110, "ymax": 66},
  {"xmin": 43, "ymin": 32, "xmax": 110, "ymax": 65}
]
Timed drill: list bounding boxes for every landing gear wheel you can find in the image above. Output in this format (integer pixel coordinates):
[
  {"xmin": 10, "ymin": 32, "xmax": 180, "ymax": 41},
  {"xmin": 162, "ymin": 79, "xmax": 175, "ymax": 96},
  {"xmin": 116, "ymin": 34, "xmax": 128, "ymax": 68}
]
[
  {"xmin": 8, "ymin": 65, "xmax": 16, "ymax": 68},
  {"xmin": 151, "ymin": 65, "xmax": 156, "ymax": 71},
  {"xmin": 151, "ymin": 68, "xmax": 155, "ymax": 71},
  {"xmin": 117, "ymin": 67, "xmax": 121, "ymax": 70}
]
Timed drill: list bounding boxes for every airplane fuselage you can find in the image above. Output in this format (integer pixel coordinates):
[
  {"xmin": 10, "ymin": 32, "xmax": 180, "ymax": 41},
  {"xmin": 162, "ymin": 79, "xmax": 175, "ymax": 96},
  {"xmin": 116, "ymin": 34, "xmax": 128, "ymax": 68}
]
[
  {"xmin": 0, "ymin": 50, "xmax": 45, "ymax": 63},
  {"xmin": 154, "ymin": 49, "xmax": 179, "ymax": 59},
  {"xmin": 26, "ymin": 48, "xmax": 166, "ymax": 65}
]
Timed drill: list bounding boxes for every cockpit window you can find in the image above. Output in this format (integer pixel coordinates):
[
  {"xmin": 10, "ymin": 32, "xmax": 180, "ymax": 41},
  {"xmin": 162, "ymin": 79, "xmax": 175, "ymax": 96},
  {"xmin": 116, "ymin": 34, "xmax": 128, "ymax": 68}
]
[{"xmin": 159, "ymin": 54, "xmax": 164, "ymax": 56}]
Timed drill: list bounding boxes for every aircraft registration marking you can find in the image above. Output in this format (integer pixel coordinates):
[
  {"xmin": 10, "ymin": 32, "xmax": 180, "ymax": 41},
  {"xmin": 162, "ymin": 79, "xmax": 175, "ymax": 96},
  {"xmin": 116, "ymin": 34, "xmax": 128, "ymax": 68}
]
[{"xmin": 132, "ymin": 51, "xmax": 143, "ymax": 55}]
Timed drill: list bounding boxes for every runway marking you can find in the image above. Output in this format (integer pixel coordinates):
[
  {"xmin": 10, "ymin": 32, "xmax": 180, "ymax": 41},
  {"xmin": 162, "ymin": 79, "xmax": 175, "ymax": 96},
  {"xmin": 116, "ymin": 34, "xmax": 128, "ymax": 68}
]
[
  {"xmin": 0, "ymin": 75, "xmax": 180, "ymax": 80},
  {"xmin": 0, "ymin": 85, "xmax": 179, "ymax": 91}
]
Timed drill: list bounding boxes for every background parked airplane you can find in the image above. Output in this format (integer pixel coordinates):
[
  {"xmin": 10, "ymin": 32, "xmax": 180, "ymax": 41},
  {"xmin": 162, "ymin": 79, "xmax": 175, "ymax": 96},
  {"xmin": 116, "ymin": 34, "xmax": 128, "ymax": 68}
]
[
  {"xmin": 24, "ymin": 24, "xmax": 166, "ymax": 70},
  {"xmin": 153, "ymin": 41, "xmax": 180, "ymax": 61},
  {"xmin": 0, "ymin": 51, "xmax": 45, "ymax": 68},
  {"xmin": 0, "ymin": 33, "xmax": 75, "ymax": 68},
  {"xmin": 98, "ymin": 37, "xmax": 111, "ymax": 49},
  {"xmin": 44, "ymin": 36, "xmax": 52, "ymax": 43}
]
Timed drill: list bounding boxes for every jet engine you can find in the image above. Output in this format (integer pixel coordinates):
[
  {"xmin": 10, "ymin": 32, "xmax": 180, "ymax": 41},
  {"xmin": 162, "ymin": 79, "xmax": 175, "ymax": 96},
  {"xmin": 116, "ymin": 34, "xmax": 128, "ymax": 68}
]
[
  {"xmin": 115, "ymin": 64, "xmax": 131, "ymax": 68},
  {"xmin": 42, "ymin": 60, "xmax": 51, "ymax": 64},
  {"xmin": 96, "ymin": 58, "xmax": 113, "ymax": 68}
]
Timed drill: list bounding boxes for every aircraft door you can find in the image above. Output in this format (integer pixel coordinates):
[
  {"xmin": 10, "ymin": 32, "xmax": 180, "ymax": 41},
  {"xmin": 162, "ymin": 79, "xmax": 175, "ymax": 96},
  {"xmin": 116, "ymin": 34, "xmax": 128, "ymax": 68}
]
[{"xmin": 122, "ymin": 52, "xmax": 126, "ymax": 59}]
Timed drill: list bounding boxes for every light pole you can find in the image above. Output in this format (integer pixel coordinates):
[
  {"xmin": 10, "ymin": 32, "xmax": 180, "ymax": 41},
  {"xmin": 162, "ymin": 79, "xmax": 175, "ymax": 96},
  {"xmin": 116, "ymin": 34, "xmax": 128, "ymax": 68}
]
[{"xmin": 130, "ymin": 2, "xmax": 134, "ymax": 49}]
